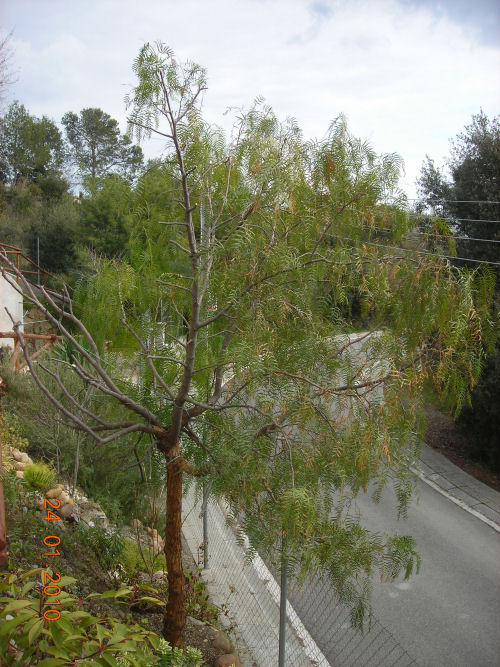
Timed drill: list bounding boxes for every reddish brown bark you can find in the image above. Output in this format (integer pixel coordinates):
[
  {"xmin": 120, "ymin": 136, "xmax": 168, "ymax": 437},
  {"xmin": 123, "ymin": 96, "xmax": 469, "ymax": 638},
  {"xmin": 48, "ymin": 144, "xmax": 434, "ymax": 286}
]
[{"xmin": 163, "ymin": 441, "xmax": 185, "ymax": 647}]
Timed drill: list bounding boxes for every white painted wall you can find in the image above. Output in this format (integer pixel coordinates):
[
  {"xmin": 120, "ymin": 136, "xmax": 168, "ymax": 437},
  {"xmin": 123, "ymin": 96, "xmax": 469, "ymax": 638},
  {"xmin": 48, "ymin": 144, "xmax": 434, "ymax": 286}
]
[{"xmin": 0, "ymin": 274, "xmax": 23, "ymax": 351}]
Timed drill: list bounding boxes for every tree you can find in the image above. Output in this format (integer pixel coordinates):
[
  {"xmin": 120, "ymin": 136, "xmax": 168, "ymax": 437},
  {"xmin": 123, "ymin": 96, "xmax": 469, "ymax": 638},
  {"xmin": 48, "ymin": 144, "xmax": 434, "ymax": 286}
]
[
  {"xmin": 0, "ymin": 101, "xmax": 65, "ymax": 186},
  {"xmin": 1, "ymin": 43, "xmax": 493, "ymax": 647},
  {"xmin": 417, "ymin": 112, "xmax": 499, "ymax": 469},
  {"xmin": 0, "ymin": 31, "xmax": 15, "ymax": 106},
  {"xmin": 417, "ymin": 112, "xmax": 500, "ymax": 265},
  {"xmin": 78, "ymin": 173, "xmax": 133, "ymax": 257},
  {"xmin": 62, "ymin": 107, "xmax": 144, "ymax": 187}
]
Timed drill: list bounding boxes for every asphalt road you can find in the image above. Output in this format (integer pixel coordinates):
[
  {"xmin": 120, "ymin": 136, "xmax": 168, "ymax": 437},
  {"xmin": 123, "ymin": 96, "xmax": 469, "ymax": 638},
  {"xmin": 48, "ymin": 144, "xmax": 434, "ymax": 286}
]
[
  {"xmin": 287, "ymin": 480, "xmax": 500, "ymax": 666},
  {"xmin": 355, "ymin": 480, "xmax": 500, "ymax": 667}
]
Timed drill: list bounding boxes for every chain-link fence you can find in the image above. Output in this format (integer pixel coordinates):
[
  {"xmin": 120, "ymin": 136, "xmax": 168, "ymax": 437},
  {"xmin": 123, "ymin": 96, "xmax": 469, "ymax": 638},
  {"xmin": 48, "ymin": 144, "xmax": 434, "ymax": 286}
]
[{"xmin": 182, "ymin": 486, "xmax": 418, "ymax": 667}]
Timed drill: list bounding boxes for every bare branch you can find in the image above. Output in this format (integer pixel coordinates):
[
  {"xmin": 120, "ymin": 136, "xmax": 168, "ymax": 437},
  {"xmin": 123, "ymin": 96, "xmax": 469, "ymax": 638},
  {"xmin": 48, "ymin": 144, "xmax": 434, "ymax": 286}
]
[
  {"xmin": 168, "ymin": 239, "xmax": 191, "ymax": 256},
  {"xmin": 120, "ymin": 317, "xmax": 176, "ymax": 400},
  {"xmin": 157, "ymin": 280, "xmax": 192, "ymax": 293}
]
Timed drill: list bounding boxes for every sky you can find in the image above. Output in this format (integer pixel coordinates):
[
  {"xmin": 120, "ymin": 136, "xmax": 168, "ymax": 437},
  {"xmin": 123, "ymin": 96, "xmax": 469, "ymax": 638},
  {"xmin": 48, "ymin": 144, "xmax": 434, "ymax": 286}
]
[{"xmin": 1, "ymin": 0, "xmax": 499, "ymax": 198}]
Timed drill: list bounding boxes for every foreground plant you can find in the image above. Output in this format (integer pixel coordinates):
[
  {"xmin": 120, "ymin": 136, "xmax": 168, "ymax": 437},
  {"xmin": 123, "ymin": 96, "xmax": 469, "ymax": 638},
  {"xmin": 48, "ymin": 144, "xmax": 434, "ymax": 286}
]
[
  {"xmin": 0, "ymin": 568, "xmax": 166, "ymax": 665},
  {"xmin": 1, "ymin": 41, "xmax": 494, "ymax": 646}
]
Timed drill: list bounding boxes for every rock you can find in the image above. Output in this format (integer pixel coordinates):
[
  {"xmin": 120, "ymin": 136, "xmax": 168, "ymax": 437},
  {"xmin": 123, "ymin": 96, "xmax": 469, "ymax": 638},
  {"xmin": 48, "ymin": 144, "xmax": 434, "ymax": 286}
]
[
  {"xmin": 11, "ymin": 448, "xmax": 23, "ymax": 462},
  {"xmin": 152, "ymin": 570, "xmax": 167, "ymax": 586},
  {"xmin": 58, "ymin": 491, "xmax": 71, "ymax": 506},
  {"xmin": 46, "ymin": 485, "xmax": 64, "ymax": 499},
  {"xmin": 187, "ymin": 616, "xmax": 206, "ymax": 627},
  {"xmin": 59, "ymin": 503, "xmax": 74, "ymax": 520},
  {"xmin": 130, "ymin": 518, "xmax": 142, "ymax": 529},
  {"xmin": 80, "ymin": 503, "xmax": 109, "ymax": 528},
  {"xmin": 19, "ymin": 452, "xmax": 31, "ymax": 464},
  {"xmin": 146, "ymin": 526, "xmax": 154, "ymax": 536},
  {"xmin": 152, "ymin": 528, "xmax": 158, "ymax": 539},
  {"xmin": 14, "ymin": 460, "xmax": 26, "ymax": 471},
  {"xmin": 15, "ymin": 470, "xmax": 24, "ymax": 479},
  {"xmin": 214, "ymin": 655, "xmax": 241, "ymax": 667},
  {"xmin": 212, "ymin": 630, "xmax": 232, "ymax": 653}
]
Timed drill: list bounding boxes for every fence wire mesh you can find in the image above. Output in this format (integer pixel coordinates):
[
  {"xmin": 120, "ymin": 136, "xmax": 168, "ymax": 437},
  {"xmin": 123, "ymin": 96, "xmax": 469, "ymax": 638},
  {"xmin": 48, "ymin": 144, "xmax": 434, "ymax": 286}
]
[{"xmin": 182, "ymin": 486, "xmax": 418, "ymax": 667}]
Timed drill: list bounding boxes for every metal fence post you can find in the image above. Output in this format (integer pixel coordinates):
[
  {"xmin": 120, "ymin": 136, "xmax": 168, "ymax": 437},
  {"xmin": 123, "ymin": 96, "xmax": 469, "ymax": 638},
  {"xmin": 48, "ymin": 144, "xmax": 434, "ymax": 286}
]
[
  {"xmin": 202, "ymin": 483, "xmax": 209, "ymax": 569},
  {"xmin": 278, "ymin": 544, "xmax": 288, "ymax": 667}
]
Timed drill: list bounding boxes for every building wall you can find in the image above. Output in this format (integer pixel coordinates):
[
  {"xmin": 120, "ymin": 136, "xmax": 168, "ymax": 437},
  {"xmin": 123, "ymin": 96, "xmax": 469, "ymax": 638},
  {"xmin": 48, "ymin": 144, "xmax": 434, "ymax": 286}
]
[{"xmin": 0, "ymin": 274, "xmax": 24, "ymax": 350}]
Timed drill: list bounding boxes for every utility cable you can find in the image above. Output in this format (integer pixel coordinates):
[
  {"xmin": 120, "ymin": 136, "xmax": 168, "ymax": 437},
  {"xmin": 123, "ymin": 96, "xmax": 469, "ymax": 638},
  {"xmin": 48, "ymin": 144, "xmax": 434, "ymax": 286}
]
[
  {"xmin": 362, "ymin": 226, "xmax": 500, "ymax": 244},
  {"xmin": 329, "ymin": 233, "xmax": 500, "ymax": 267}
]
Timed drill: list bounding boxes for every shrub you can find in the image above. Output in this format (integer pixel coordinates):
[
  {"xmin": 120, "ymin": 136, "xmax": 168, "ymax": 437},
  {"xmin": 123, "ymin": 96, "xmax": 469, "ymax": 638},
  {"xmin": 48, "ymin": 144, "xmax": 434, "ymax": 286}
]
[
  {"xmin": 75, "ymin": 523, "xmax": 125, "ymax": 572},
  {"xmin": 154, "ymin": 639, "xmax": 203, "ymax": 667},
  {"xmin": 122, "ymin": 538, "xmax": 166, "ymax": 578},
  {"xmin": 22, "ymin": 462, "xmax": 56, "ymax": 491},
  {"xmin": 0, "ymin": 568, "xmax": 161, "ymax": 666}
]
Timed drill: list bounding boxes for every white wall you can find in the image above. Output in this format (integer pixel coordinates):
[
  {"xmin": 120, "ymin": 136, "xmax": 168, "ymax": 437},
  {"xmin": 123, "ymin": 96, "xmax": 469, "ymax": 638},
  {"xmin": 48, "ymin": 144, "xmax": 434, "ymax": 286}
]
[{"xmin": 0, "ymin": 274, "xmax": 24, "ymax": 351}]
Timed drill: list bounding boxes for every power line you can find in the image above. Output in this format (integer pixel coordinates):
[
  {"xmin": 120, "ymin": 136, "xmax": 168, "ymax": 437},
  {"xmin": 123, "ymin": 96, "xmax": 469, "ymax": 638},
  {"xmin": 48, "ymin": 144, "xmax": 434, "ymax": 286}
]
[
  {"xmin": 329, "ymin": 233, "xmax": 500, "ymax": 267},
  {"xmin": 368, "ymin": 226, "xmax": 500, "ymax": 245},
  {"xmin": 443, "ymin": 218, "xmax": 500, "ymax": 224},
  {"xmin": 405, "ymin": 199, "xmax": 500, "ymax": 204},
  {"xmin": 441, "ymin": 200, "xmax": 500, "ymax": 205}
]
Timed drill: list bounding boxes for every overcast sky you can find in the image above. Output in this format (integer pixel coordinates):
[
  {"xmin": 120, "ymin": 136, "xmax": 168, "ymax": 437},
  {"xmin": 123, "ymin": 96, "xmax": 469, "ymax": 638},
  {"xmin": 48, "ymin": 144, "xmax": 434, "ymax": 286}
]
[{"xmin": 2, "ymin": 0, "xmax": 499, "ymax": 197}]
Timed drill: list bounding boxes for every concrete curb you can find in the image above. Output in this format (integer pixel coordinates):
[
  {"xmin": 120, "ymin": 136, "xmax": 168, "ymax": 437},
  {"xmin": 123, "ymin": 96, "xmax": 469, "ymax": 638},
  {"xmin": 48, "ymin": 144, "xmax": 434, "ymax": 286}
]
[{"xmin": 411, "ymin": 465, "xmax": 500, "ymax": 534}]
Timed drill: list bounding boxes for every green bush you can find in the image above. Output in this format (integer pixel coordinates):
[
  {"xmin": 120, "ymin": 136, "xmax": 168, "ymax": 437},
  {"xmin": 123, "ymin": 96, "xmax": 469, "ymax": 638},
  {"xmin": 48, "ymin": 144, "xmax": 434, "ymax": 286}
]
[
  {"xmin": 0, "ymin": 568, "xmax": 162, "ymax": 666},
  {"xmin": 122, "ymin": 538, "xmax": 166, "ymax": 578},
  {"xmin": 154, "ymin": 639, "xmax": 202, "ymax": 667},
  {"xmin": 22, "ymin": 462, "xmax": 56, "ymax": 492},
  {"xmin": 75, "ymin": 524, "xmax": 125, "ymax": 572}
]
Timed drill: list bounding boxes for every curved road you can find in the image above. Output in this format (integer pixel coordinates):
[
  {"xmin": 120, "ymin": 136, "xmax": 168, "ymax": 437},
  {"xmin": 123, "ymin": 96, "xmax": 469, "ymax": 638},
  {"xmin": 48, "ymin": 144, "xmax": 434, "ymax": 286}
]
[
  {"xmin": 357, "ymin": 480, "xmax": 500, "ymax": 666},
  {"xmin": 288, "ymin": 479, "xmax": 500, "ymax": 666}
]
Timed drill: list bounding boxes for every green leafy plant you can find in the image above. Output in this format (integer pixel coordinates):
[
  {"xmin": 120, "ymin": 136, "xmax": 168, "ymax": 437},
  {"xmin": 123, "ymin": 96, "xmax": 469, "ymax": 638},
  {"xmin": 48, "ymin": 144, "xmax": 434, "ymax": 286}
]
[
  {"xmin": 153, "ymin": 639, "xmax": 202, "ymax": 667},
  {"xmin": 121, "ymin": 538, "xmax": 166, "ymax": 579},
  {"xmin": 0, "ymin": 414, "xmax": 29, "ymax": 452},
  {"xmin": 75, "ymin": 524, "xmax": 125, "ymax": 573},
  {"xmin": 22, "ymin": 462, "xmax": 56, "ymax": 492},
  {"xmin": 0, "ymin": 568, "xmax": 162, "ymax": 666},
  {"xmin": 184, "ymin": 570, "xmax": 218, "ymax": 625}
]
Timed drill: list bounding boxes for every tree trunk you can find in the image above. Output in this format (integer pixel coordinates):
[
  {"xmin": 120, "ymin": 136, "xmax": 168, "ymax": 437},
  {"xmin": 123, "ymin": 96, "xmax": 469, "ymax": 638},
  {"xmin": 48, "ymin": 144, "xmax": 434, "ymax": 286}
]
[{"xmin": 163, "ymin": 441, "xmax": 185, "ymax": 647}]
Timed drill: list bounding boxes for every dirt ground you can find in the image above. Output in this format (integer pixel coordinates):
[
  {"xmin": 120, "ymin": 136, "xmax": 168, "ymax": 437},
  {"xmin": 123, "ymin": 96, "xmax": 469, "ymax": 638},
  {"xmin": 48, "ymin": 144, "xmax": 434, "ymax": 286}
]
[{"xmin": 424, "ymin": 404, "xmax": 500, "ymax": 492}]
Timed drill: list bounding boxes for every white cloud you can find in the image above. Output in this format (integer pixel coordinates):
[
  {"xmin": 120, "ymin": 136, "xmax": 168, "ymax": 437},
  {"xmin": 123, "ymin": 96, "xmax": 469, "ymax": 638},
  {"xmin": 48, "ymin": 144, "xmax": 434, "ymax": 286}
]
[{"xmin": 3, "ymin": 0, "xmax": 499, "ymax": 196}]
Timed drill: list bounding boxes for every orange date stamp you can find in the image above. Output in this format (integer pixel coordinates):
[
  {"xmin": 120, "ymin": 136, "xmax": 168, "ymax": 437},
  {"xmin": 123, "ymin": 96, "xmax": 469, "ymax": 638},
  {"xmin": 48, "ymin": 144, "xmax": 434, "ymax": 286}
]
[{"xmin": 41, "ymin": 497, "xmax": 63, "ymax": 620}]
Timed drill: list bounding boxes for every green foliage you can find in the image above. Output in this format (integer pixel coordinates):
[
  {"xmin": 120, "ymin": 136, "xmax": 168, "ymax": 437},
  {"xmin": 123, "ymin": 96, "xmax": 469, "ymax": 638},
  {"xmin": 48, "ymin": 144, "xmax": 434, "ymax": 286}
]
[
  {"xmin": 78, "ymin": 174, "xmax": 134, "ymax": 256},
  {"xmin": 23, "ymin": 462, "xmax": 56, "ymax": 492},
  {"xmin": 153, "ymin": 639, "xmax": 202, "ymax": 667},
  {"xmin": 0, "ymin": 101, "xmax": 65, "ymax": 186},
  {"xmin": 0, "ymin": 413, "xmax": 29, "ymax": 453},
  {"xmin": 62, "ymin": 107, "xmax": 143, "ymax": 185},
  {"xmin": 417, "ymin": 111, "xmax": 500, "ymax": 267},
  {"xmin": 121, "ymin": 539, "xmax": 166, "ymax": 578},
  {"xmin": 0, "ymin": 568, "xmax": 163, "ymax": 666},
  {"xmin": 417, "ymin": 112, "xmax": 499, "ymax": 470},
  {"xmin": 75, "ymin": 524, "xmax": 125, "ymax": 573},
  {"xmin": 0, "ymin": 180, "xmax": 77, "ymax": 274}
]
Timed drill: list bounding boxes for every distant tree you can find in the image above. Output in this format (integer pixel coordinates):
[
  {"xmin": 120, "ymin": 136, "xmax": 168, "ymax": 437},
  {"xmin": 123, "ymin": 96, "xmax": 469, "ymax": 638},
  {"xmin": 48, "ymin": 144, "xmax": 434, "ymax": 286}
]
[
  {"xmin": 27, "ymin": 196, "xmax": 79, "ymax": 274},
  {"xmin": 62, "ymin": 107, "xmax": 144, "ymax": 187},
  {"xmin": 0, "ymin": 101, "xmax": 65, "ymax": 185},
  {"xmin": 78, "ymin": 174, "xmax": 133, "ymax": 257},
  {"xmin": 417, "ymin": 112, "xmax": 500, "ymax": 264},
  {"xmin": 0, "ymin": 31, "xmax": 15, "ymax": 105}
]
